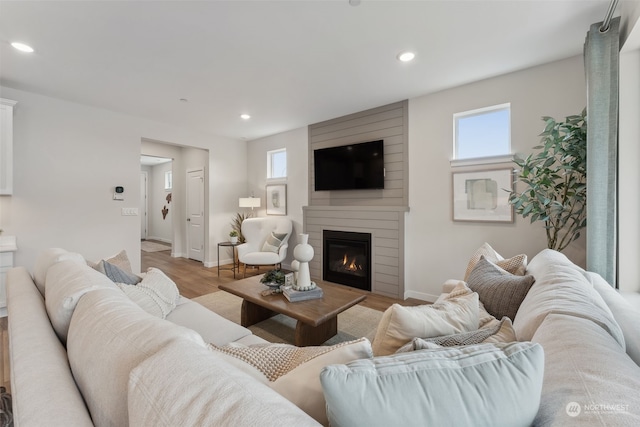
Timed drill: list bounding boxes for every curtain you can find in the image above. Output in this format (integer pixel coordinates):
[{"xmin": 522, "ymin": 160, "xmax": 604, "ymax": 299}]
[{"xmin": 584, "ymin": 16, "xmax": 620, "ymax": 287}]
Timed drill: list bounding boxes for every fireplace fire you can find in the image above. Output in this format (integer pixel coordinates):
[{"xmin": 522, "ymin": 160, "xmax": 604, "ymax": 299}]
[{"xmin": 323, "ymin": 230, "xmax": 371, "ymax": 291}]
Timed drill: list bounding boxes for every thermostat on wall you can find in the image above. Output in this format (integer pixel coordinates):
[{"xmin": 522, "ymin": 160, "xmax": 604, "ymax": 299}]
[{"xmin": 113, "ymin": 186, "xmax": 124, "ymax": 201}]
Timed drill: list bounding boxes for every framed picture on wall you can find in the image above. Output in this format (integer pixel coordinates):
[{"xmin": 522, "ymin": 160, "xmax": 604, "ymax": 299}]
[
  {"xmin": 266, "ymin": 184, "xmax": 287, "ymax": 215},
  {"xmin": 452, "ymin": 168, "xmax": 514, "ymax": 223}
]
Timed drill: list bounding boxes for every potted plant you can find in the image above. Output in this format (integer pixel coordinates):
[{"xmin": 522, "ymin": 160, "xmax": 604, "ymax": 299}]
[
  {"xmin": 260, "ymin": 269, "xmax": 285, "ymax": 288},
  {"xmin": 231, "ymin": 212, "xmax": 248, "ymax": 243},
  {"xmin": 229, "ymin": 230, "xmax": 239, "ymax": 244},
  {"xmin": 508, "ymin": 109, "xmax": 587, "ymax": 252}
]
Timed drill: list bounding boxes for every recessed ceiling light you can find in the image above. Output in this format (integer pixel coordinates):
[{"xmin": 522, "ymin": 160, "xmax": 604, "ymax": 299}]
[
  {"xmin": 240, "ymin": 114, "xmax": 251, "ymax": 120},
  {"xmin": 179, "ymin": 98, "xmax": 188, "ymax": 103},
  {"xmin": 11, "ymin": 42, "xmax": 34, "ymax": 53},
  {"xmin": 397, "ymin": 51, "xmax": 415, "ymax": 62}
]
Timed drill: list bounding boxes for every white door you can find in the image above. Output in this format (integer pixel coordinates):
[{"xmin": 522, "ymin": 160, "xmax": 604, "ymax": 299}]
[
  {"xmin": 186, "ymin": 168, "xmax": 204, "ymax": 262},
  {"xmin": 140, "ymin": 171, "xmax": 148, "ymax": 240}
]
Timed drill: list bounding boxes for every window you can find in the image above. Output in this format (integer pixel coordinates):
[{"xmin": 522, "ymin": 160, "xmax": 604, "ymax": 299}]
[
  {"xmin": 267, "ymin": 148, "xmax": 287, "ymax": 179},
  {"xmin": 164, "ymin": 171, "xmax": 172, "ymax": 190},
  {"xmin": 454, "ymin": 104, "xmax": 511, "ymax": 160}
]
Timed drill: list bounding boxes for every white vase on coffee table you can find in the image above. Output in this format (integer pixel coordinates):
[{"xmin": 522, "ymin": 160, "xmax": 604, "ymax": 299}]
[{"xmin": 293, "ymin": 234, "xmax": 315, "ymax": 290}]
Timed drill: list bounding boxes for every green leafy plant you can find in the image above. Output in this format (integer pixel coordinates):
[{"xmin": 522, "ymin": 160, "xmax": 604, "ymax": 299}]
[
  {"xmin": 508, "ymin": 109, "xmax": 587, "ymax": 252},
  {"xmin": 231, "ymin": 212, "xmax": 249, "ymax": 243},
  {"xmin": 229, "ymin": 230, "xmax": 239, "ymax": 238},
  {"xmin": 260, "ymin": 269, "xmax": 285, "ymax": 285}
]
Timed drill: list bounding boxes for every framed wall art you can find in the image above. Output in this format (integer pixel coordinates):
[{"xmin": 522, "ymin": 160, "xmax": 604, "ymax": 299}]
[
  {"xmin": 266, "ymin": 184, "xmax": 287, "ymax": 215},
  {"xmin": 452, "ymin": 168, "xmax": 514, "ymax": 223}
]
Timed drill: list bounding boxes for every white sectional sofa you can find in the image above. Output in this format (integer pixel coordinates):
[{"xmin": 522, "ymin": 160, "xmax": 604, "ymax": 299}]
[{"xmin": 6, "ymin": 247, "xmax": 640, "ymax": 426}]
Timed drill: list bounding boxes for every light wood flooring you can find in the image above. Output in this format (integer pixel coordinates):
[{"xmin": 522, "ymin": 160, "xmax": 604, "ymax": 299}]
[{"xmin": 0, "ymin": 247, "xmax": 425, "ymax": 393}]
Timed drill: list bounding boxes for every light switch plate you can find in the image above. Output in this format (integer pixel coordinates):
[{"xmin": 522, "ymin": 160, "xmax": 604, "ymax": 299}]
[{"xmin": 121, "ymin": 208, "xmax": 138, "ymax": 216}]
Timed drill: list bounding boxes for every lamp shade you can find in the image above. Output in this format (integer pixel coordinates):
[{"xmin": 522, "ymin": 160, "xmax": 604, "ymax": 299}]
[{"xmin": 239, "ymin": 197, "xmax": 261, "ymax": 208}]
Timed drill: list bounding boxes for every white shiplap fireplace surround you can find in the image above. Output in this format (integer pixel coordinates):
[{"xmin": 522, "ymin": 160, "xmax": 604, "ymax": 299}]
[{"xmin": 303, "ymin": 101, "xmax": 409, "ymax": 300}]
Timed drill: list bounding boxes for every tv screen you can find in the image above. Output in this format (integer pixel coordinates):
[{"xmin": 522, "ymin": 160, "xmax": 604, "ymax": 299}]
[{"xmin": 314, "ymin": 140, "xmax": 385, "ymax": 191}]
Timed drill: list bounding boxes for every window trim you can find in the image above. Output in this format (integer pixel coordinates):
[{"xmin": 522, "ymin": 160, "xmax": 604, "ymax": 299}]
[
  {"xmin": 164, "ymin": 171, "xmax": 172, "ymax": 190},
  {"xmin": 453, "ymin": 103, "xmax": 511, "ymax": 162}
]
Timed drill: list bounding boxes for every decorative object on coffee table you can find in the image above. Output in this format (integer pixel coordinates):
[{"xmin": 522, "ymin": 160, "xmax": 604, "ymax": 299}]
[
  {"xmin": 293, "ymin": 234, "xmax": 316, "ymax": 291},
  {"xmin": 260, "ymin": 269, "xmax": 285, "ymax": 290}
]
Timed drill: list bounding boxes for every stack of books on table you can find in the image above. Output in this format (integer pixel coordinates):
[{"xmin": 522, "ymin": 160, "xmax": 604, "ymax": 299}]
[{"xmin": 283, "ymin": 286, "xmax": 323, "ymax": 302}]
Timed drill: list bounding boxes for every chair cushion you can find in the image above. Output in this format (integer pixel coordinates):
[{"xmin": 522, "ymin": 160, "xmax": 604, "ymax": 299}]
[
  {"xmin": 242, "ymin": 251, "xmax": 282, "ymax": 265},
  {"xmin": 320, "ymin": 342, "xmax": 544, "ymax": 427},
  {"xmin": 262, "ymin": 232, "xmax": 288, "ymax": 253}
]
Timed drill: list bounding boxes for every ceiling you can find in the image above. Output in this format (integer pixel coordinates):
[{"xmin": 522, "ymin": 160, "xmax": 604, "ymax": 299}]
[{"xmin": 0, "ymin": 0, "xmax": 615, "ymax": 141}]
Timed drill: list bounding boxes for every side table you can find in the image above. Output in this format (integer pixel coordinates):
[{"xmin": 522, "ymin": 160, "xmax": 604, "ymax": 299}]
[{"xmin": 217, "ymin": 241, "xmax": 240, "ymax": 278}]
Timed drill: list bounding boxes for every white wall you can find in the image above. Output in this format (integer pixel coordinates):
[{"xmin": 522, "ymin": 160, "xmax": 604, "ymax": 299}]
[
  {"xmin": 619, "ymin": 5, "xmax": 640, "ymax": 293},
  {"xmin": 0, "ymin": 85, "xmax": 246, "ymax": 272},
  {"xmin": 406, "ymin": 56, "xmax": 587, "ymax": 301},
  {"xmin": 246, "ymin": 127, "xmax": 308, "ymax": 267}
]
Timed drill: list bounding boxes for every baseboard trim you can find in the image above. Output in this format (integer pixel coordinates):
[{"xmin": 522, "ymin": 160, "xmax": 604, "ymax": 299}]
[{"xmin": 404, "ymin": 290, "xmax": 438, "ymax": 303}]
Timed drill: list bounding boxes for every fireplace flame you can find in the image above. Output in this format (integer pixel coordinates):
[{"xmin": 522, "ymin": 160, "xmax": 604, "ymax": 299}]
[{"xmin": 342, "ymin": 253, "xmax": 362, "ymax": 272}]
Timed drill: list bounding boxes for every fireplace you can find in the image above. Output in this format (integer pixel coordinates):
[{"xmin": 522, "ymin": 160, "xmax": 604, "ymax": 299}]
[{"xmin": 323, "ymin": 230, "xmax": 371, "ymax": 291}]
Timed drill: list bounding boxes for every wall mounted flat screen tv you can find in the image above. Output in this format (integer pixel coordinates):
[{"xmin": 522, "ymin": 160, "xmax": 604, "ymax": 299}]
[{"xmin": 314, "ymin": 140, "xmax": 385, "ymax": 191}]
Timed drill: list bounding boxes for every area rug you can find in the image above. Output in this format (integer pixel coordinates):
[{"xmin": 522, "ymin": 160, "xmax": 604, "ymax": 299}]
[
  {"xmin": 192, "ymin": 291, "xmax": 383, "ymax": 346},
  {"xmin": 141, "ymin": 240, "xmax": 171, "ymax": 252}
]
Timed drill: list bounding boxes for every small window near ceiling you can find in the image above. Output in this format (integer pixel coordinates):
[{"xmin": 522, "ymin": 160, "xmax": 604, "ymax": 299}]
[
  {"xmin": 454, "ymin": 104, "xmax": 511, "ymax": 160},
  {"xmin": 164, "ymin": 171, "xmax": 172, "ymax": 190},
  {"xmin": 267, "ymin": 148, "xmax": 287, "ymax": 179}
]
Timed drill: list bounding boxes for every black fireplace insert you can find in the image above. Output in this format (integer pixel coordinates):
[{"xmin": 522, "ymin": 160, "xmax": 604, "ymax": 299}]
[{"xmin": 323, "ymin": 230, "xmax": 371, "ymax": 291}]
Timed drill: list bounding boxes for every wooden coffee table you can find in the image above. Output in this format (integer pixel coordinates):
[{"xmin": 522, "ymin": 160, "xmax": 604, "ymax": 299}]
[{"xmin": 219, "ymin": 276, "xmax": 366, "ymax": 346}]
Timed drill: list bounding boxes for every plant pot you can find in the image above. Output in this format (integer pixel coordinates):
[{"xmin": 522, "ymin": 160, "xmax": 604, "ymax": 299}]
[{"xmin": 229, "ymin": 236, "xmax": 238, "ymax": 244}]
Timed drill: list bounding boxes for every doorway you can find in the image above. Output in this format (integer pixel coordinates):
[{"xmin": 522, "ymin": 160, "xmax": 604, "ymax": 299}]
[{"xmin": 140, "ymin": 155, "xmax": 173, "ymax": 250}]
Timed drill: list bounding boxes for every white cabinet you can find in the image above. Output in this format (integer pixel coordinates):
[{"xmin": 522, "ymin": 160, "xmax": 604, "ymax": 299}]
[
  {"xmin": 0, "ymin": 98, "xmax": 17, "ymax": 195},
  {"xmin": 0, "ymin": 236, "xmax": 17, "ymax": 317}
]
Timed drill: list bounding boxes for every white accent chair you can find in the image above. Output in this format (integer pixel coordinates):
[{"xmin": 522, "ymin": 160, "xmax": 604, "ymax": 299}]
[{"xmin": 237, "ymin": 217, "xmax": 293, "ymax": 277}]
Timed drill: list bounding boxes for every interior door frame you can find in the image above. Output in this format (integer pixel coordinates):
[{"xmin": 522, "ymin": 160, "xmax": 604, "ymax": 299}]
[{"xmin": 140, "ymin": 170, "xmax": 148, "ymax": 240}]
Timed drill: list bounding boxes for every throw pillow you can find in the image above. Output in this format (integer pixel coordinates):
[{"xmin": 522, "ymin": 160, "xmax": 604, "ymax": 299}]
[
  {"xmin": 320, "ymin": 342, "xmax": 545, "ymax": 427},
  {"xmin": 371, "ymin": 291, "xmax": 479, "ymax": 356},
  {"xmin": 96, "ymin": 260, "xmax": 141, "ymax": 285},
  {"xmin": 209, "ymin": 337, "xmax": 372, "ymax": 426},
  {"xmin": 464, "ymin": 242, "xmax": 527, "ymax": 281},
  {"xmin": 395, "ymin": 317, "xmax": 516, "ymax": 353},
  {"xmin": 117, "ymin": 268, "xmax": 179, "ymax": 318},
  {"xmin": 467, "ymin": 256, "xmax": 535, "ymax": 321},
  {"xmin": 261, "ymin": 232, "xmax": 288, "ymax": 253}
]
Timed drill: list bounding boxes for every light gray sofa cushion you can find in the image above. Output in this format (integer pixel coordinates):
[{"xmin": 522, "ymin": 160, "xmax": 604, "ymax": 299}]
[
  {"xmin": 128, "ymin": 339, "xmax": 321, "ymax": 427},
  {"xmin": 67, "ymin": 288, "xmax": 207, "ymax": 427},
  {"xmin": 33, "ymin": 248, "xmax": 85, "ymax": 295},
  {"xmin": 532, "ymin": 313, "xmax": 640, "ymax": 425},
  {"xmin": 7, "ymin": 267, "xmax": 94, "ymax": 427},
  {"xmin": 514, "ymin": 249, "xmax": 624, "ymax": 346},
  {"xmin": 45, "ymin": 260, "xmax": 118, "ymax": 343},
  {"xmin": 166, "ymin": 296, "xmax": 253, "ymax": 345},
  {"xmin": 589, "ymin": 272, "xmax": 640, "ymax": 367},
  {"xmin": 320, "ymin": 342, "xmax": 544, "ymax": 427}
]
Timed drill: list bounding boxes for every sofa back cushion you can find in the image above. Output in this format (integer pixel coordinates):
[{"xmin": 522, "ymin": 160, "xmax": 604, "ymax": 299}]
[
  {"xmin": 45, "ymin": 260, "xmax": 118, "ymax": 343},
  {"xmin": 33, "ymin": 248, "xmax": 85, "ymax": 295},
  {"xmin": 67, "ymin": 288, "xmax": 207, "ymax": 427},
  {"xmin": 128, "ymin": 340, "xmax": 321, "ymax": 427},
  {"xmin": 532, "ymin": 313, "xmax": 640, "ymax": 425},
  {"xmin": 514, "ymin": 249, "xmax": 624, "ymax": 346},
  {"xmin": 7, "ymin": 267, "xmax": 94, "ymax": 427}
]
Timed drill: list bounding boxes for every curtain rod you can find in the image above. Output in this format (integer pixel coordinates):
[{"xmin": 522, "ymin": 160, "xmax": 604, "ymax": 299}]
[{"xmin": 599, "ymin": 0, "xmax": 619, "ymax": 32}]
